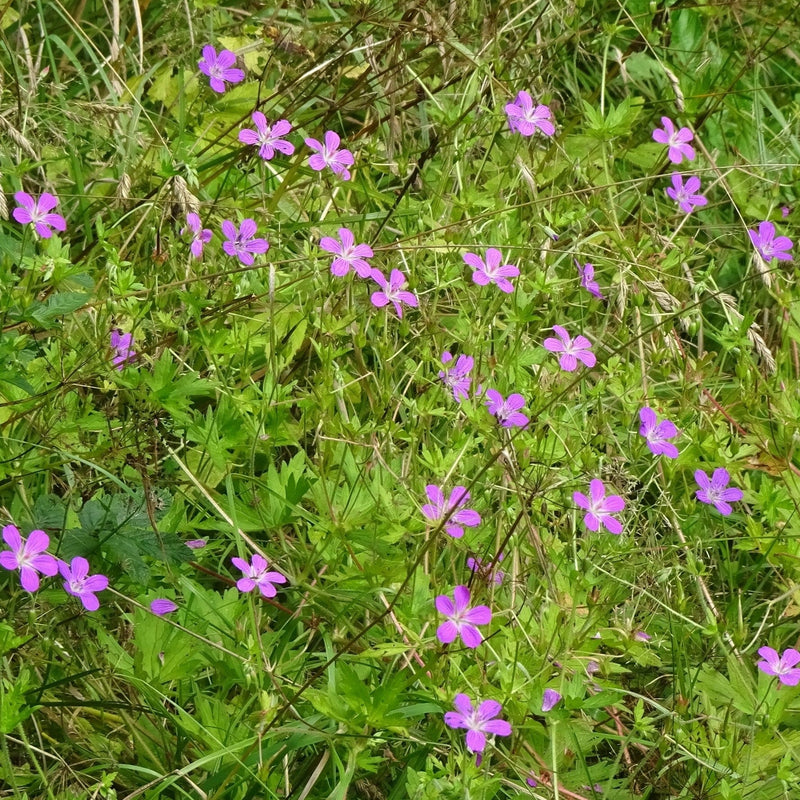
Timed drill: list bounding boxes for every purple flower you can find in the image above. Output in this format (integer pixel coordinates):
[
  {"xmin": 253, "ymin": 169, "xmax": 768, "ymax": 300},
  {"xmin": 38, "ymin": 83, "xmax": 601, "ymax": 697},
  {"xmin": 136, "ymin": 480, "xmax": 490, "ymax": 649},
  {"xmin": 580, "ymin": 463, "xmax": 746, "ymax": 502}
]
[
  {"xmin": 435, "ymin": 585, "xmax": 492, "ymax": 648},
  {"xmin": 638, "ymin": 407, "xmax": 679, "ymax": 458},
  {"xmin": 573, "ymin": 479, "xmax": 625, "ymax": 534},
  {"xmin": 319, "ymin": 228, "xmax": 373, "ymax": 277},
  {"xmin": 576, "ymin": 260, "xmax": 604, "ymax": 300},
  {"xmin": 150, "ymin": 598, "xmax": 178, "ymax": 616},
  {"xmin": 12, "ymin": 191, "xmax": 67, "ymax": 238},
  {"xmin": 665, "ymin": 173, "xmax": 707, "ymax": 214},
  {"xmin": 467, "ymin": 553, "xmax": 504, "ymax": 585},
  {"xmin": 781, "ymin": 206, "xmax": 791, "ymax": 218},
  {"xmin": 543, "ymin": 326, "xmax": 596, "ymax": 371},
  {"xmin": 651, "ymin": 117, "xmax": 695, "ymax": 163},
  {"xmin": 633, "ymin": 631, "xmax": 652, "ymax": 642},
  {"xmin": 59, "ymin": 556, "xmax": 109, "ymax": 611},
  {"xmin": 0, "ymin": 525, "xmax": 58, "ymax": 592},
  {"xmin": 422, "ymin": 485, "xmax": 481, "ymax": 539},
  {"xmin": 238, "ymin": 113, "xmax": 294, "ymax": 160},
  {"xmin": 221, "ymin": 219, "xmax": 269, "ymax": 266},
  {"xmin": 541, "ymin": 688, "xmax": 562, "ymax": 712},
  {"xmin": 198, "ymin": 45, "xmax": 244, "ymax": 93},
  {"xmin": 505, "ymin": 91, "xmax": 555, "ymax": 137},
  {"xmin": 748, "ymin": 221, "xmax": 793, "ymax": 262},
  {"xmin": 444, "ymin": 693, "xmax": 512, "ymax": 753},
  {"xmin": 485, "ymin": 389, "xmax": 529, "ymax": 428},
  {"xmin": 526, "ymin": 773, "xmax": 539, "ymax": 788},
  {"xmin": 111, "ymin": 330, "xmax": 135, "ymax": 370},
  {"xmin": 185, "ymin": 539, "xmax": 207, "ymax": 550},
  {"xmin": 757, "ymin": 646, "xmax": 800, "ymax": 686},
  {"xmin": 305, "ymin": 131, "xmax": 354, "ymax": 180},
  {"xmin": 463, "ymin": 248, "xmax": 519, "ymax": 293},
  {"xmin": 369, "ymin": 269, "xmax": 418, "ymax": 318},
  {"xmin": 181, "ymin": 213, "xmax": 212, "ymax": 259},
  {"xmin": 438, "ymin": 351, "xmax": 473, "ymax": 402},
  {"xmin": 694, "ymin": 468, "xmax": 742, "ymax": 516},
  {"xmin": 231, "ymin": 553, "xmax": 287, "ymax": 598}
]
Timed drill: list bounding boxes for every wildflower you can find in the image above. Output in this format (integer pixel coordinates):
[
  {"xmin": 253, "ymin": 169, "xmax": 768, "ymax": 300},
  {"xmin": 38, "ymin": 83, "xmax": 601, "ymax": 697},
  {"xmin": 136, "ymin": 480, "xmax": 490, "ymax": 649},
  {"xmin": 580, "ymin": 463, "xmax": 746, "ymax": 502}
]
[
  {"xmin": 369, "ymin": 268, "xmax": 418, "ymax": 318},
  {"xmin": 0, "ymin": 525, "xmax": 58, "ymax": 592},
  {"xmin": 633, "ymin": 631, "xmax": 652, "ymax": 642},
  {"xmin": 111, "ymin": 330, "xmax": 135, "ymax": 370},
  {"xmin": 757, "ymin": 646, "xmax": 800, "ymax": 686},
  {"xmin": 781, "ymin": 206, "xmax": 791, "ymax": 218},
  {"xmin": 238, "ymin": 113, "xmax": 294, "ymax": 160},
  {"xmin": 541, "ymin": 689, "xmax": 562, "ymax": 712},
  {"xmin": 185, "ymin": 539, "xmax": 207, "ymax": 549},
  {"xmin": 543, "ymin": 326, "xmax": 596, "ymax": 371},
  {"xmin": 319, "ymin": 228, "xmax": 373, "ymax": 277},
  {"xmin": 444, "ymin": 693, "xmax": 512, "ymax": 753},
  {"xmin": 463, "ymin": 248, "xmax": 519, "ymax": 293},
  {"xmin": 638, "ymin": 407, "xmax": 679, "ymax": 458},
  {"xmin": 484, "ymin": 389, "xmax": 529, "ymax": 428},
  {"xmin": 438, "ymin": 351, "xmax": 473, "ymax": 402},
  {"xmin": 694, "ymin": 468, "xmax": 742, "ymax": 516},
  {"xmin": 435, "ymin": 585, "xmax": 492, "ymax": 649},
  {"xmin": 748, "ymin": 221, "xmax": 793, "ymax": 262},
  {"xmin": 198, "ymin": 45, "xmax": 244, "ymax": 93},
  {"xmin": 232, "ymin": 553, "xmax": 287, "ymax": 598},
  {"xmin": 221, "ymin": 219, "xmax": 269, "ymax": 266},
  {"xmin": 305, "ymin": 131, "xmax": 354, "ymax": 180},
  {"xmin": 505, "ymin": 91, "xmax": 555, "ymax": 137},
  {"xmin": 422, "ymin": 485, "xmax": 481, "ymax": 539},
  {"xmin": 576, "ymin": 260, "xmax": 604, "ymax": 300},
  {"xmin": 12, "ymin": 191, "xmax": 67, "ymax": 238},
  {"xmin": 651, "ymin": 117, "xmax": 695, "ymax": 163},
  {"xmin": 59, "ymin": 557, "xmax": 109, "ymax": 611},
  {"xmin": 573, "ymin": 479, "xmax": 625, "ymax": 534},
  {"xmin": 526, "ymin": 774, "xmax": 539, "ymax": 788},
  {"xmin": 665, "ymin": 173, "xmax": 707, "ymax": 214},
  {"xmin": 181, "ymin": 213, "xmax": 212, "ymax": 258},
  {"xmin": 467, "ymin": 553, "xmax": 504, "ymax": 585},
  {"xmin": 150, "ymin": 598, "xmax": 178, "ymax": 616}
]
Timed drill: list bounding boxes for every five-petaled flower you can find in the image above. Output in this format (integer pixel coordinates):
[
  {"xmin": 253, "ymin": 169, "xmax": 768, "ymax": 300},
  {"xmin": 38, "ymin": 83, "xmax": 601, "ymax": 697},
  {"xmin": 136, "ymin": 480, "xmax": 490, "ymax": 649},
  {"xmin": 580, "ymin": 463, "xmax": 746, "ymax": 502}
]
[
  {"xmin": 150, "ymin": 598, "xmax": 178, "ymax": 616},
  {"xmin": 543, "ymin": 326, "xmax": 597, "ymax": 371},
  {"xmin": 439, "ymin": 351, "xmax": 473, "ymax": 403},
  {"xmin": 505, "ymin": 91, "xmax": 555, "ymax": 137},
  {"xmin": 464, "ymin": 248, "xmax": 519, "ymax": 293},
  {"xmin": 444, "ymin": 693, "xmax": 512, "ymax": 753},
  {"xmin": 757, "ymin": 646, "xmax": 800, "ymax": 686},
  {"xmin": 694, "ymin": 468, "xmax": 742, "ymax": 516},
  {"xmin": 239, "ymin": 113, "xmax": 295, "ymax": 161},
  {"xmin": 651, "ymin": 117, "xmax": 696, "ymax": 163},
  {"xmin": 574, "ymin": 479, "xmax": 625, "ymax": 534},
  {"xmin": 198, "ymin": 45, "xmax": 244, "ymax": 93},
  {"xmin": 0, "ymin": 525, "xmax": 58, "ymax": 592},
  {"xmin": 59, "ymin": 556, "xmax": 109, "ymax": 611},
  {"xmin": 232, "ymin": 553, "xmax": 287, "ymax": 598},
  {"xmin": 181, "ymin": 213, "xmax": 212, "ymax": 259},
  {"xmin": 222, "ymin": 219, "xmax": 269, "ymax": 265},
  {"xmin": 638, "ymin": 407, "xmax": 679, "ymax": 458},
  {"xmin": 305, "ymin": 131, "xmax": 354, "ymax": 180},
  {"xmin": 111, "ymin": 330, "xmax": 135, "ymax": 370},
  {"xmin": 541, "ymin": 689, "xmax": 562, "ymax": 712},
  {"xmin": 467, "ymin": 553, "xmax": 504, "ymax": 585},
  {"xmin": 576, "ymin": 261, "xmax": 604, "ymax": 300},
  {"xmin": 435, "ymin": 585, "xmax": 492, "ymax": 649},
  {"xmin": 422, "ymin": 485, "xmax": 481, "ymax": 539},
  {"xmin": 485, "ymin": 389, "xmax": 529, "ymax": 428},
  {"xmin": 13, "ymin": 191, "xmax": 67, "ymax": 238},
  {"xmin": 320, "ymin": 228, "xmax": 373, "ymax": 277},
  {"xmin": 748, "ymin": 221, "xmax": 793, "ymax": 262},
  {"xmin": 369, "ymin": 269, "xmax": 418, "ymax": 318},
  {"xmin": 665, "ymin": 173, "xmax": 707, "ymax": 214}
]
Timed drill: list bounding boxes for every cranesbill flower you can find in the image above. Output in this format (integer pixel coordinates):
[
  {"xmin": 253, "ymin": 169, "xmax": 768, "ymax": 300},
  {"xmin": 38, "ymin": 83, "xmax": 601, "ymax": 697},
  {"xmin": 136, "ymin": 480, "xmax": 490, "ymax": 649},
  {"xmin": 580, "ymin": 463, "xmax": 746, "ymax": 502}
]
[
  {"xmin": 467, "ymin": 553, "xmax": 504, "ymax": 585},
  {"xmin": 748, "ymin": 221, "xmax": 793, "ymax": 262},
  {"xmin": 543, "ymin": 326, "xmax": 596, "ymax": 371},
  {"xmin": 439, "ymin": 351, "xmax": 473, "ymax": 402},
  {"xmin": 59, "ymin": 557, "xmax": 109, "ymax": 611},
  {"xmin": 665, "ymin": 173, "xmax": 707, "ymax": 214},
  {"xmin": 464, "ymin": 248, "xmax": 519, "ymax": 293},
  {"xmin": 422, "ymin": 485, "xmax": 481, "ymax": 539},
  {"xmin": 181, "ymin": 213, "xmax": 212, "ymax": 259},
  {"xmin": 319, "ymin": 228, "xmax": 373, "ymax": 277},
  {"xmin": 758, "ymin": 646, "xmax": 800, "ymax": 686},
  {"xmin": 13, "ymin": 191, "xmax": 67, "ymax": 238},
  {"xmin": 198, "ymin": 45, "xmax": 244, "ymax": 93},
  {"xmin": 232, "ymin": 553, "xmax": 287, "ymax": 598},
  {"xmin": 652, "ymin": 117, "xmax": 695, "ymax": 163},
  {"xmin": 222, "ymin": 219, "xmax": 269, "ymax": 265},
  {"xmin": 444, "ymin": 693, "xmax": 512, "ymax": 753},
  {"xmin": 150, "ymin": 598, "xmax": 178, "ymax": 616},
  {"xmin": 185, "ymin": 539, "xmax": 207, "ymax": 549},
  {"xmin": 694, "ymin": 468, "xmax": 742, "ymax": 516},
  {"xmin": 573, "ymin": 479, "xmax": 625, "ymax": 534},
  {"xmin": 541, "ymin": 689, "xmax": 562, "ymax": 712},
  {"xmin": 505, "ymin": 91, "xmax": 555, "ymax": 137},
  {"xmin": 435, "ymin": 585, "xmax": 492, "ymax": 648},
  {"xmin": 305, "ymin": 131, "xmax": 354, "ymax": 180},
  {"xmin": 370, "ymin": 269, "xmax": 418, "ymax": 318},
  {"xmin": 485, "ymin": 389, "xmax": 529, "ymax": 428},
  {"xmin": 0, "ymin": 525, "xmax": 58, "ymax": 592},
  {"xmin": 111, "ymin": 330, "xmax": 135, "ymax": 370},
  {"xmin": 576, "ymin": 260, "xmax": 604, "ymax": 299},
  {"xmin": 638, "ymin": 407, "xmax": 679, "ymax": 458},
  {"xmin": 238, "ymin": 113, "xmax": 294, "ymax": 160}
]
